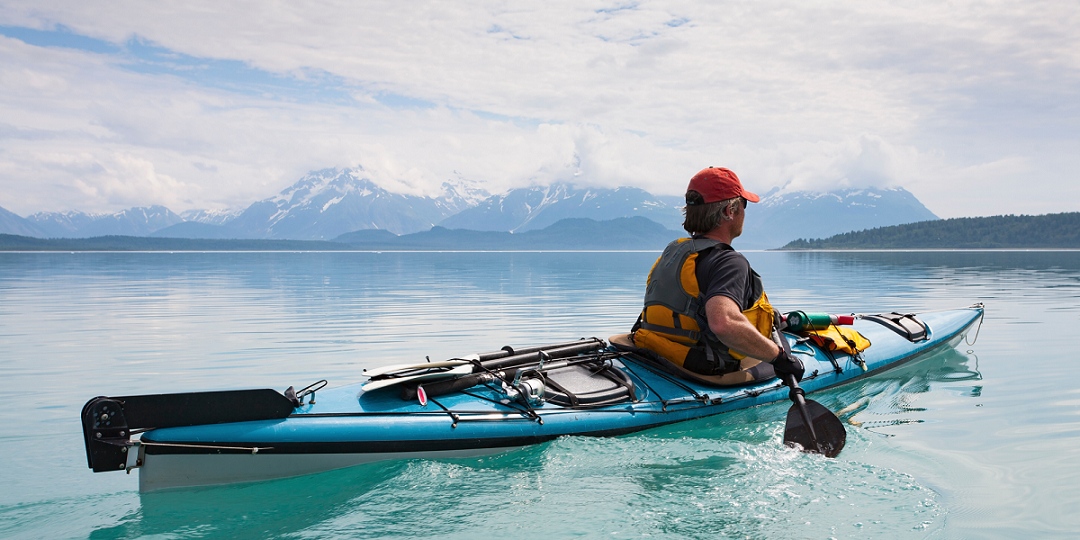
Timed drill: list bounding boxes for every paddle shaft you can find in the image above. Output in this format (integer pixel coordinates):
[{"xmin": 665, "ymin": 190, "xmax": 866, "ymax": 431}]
[
  {"xmin": 773, "ymin": 323, "xmax": 832, "ymax": 455},
  {"xmin": 480, "ymin": 340, "xmax": 606, "ymax": 371},
  {"xmin": 781, "ymin": 373, "xmax": 822, "ymax": 452},
  {"xmin": 476, "ymin": 338, "xmax": 606, "ymax": 363},
  {"xmin": 368, "ymin": 339, "xmax": 607, "ymax": 385}
]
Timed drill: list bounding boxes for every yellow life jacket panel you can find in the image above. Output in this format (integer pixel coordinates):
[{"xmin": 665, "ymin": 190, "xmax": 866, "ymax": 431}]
[
  {"xmin": 803, "ymin": 325, "xmax": 871, "ymax": 356},
  {"xmin": 732, "ymin": 290, "xmax": 775, "ymax": 360},
  {"xmin": 633, "ymin": 238, "xmax": 775, "ymax": 375}
]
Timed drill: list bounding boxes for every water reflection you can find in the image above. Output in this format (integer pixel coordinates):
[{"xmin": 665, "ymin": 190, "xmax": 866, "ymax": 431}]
[
  {"xmin": 2, "ymin": 250, "xmax": 1078, "ymax": 537},
  {"xmin": 829, "ymin": 346, "xmax": 983, "ymax": 432},
  {"xmin": 775, "ymin": 249, "xmax": 1080, "ymax": 272},
  {"xmin": 91, "ymin": 462, "xmax": 406, "ymax": 539}
]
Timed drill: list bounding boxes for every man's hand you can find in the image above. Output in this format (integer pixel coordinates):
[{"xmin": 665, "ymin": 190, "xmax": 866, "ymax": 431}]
[{"xmin": 771, "ymin": 348, "xmax": 805, "ymax": 382}]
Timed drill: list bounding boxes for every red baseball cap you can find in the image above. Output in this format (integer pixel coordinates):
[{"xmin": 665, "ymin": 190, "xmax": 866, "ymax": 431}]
[{"xmin": 686, "ymin": 167, "xmax": 760, "ymax": 205}]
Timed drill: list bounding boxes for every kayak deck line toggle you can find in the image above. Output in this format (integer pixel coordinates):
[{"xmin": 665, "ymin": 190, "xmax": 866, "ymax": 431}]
[{"xmin": 285, "ymin": 379, "xmax": 327, "ymax": 407}]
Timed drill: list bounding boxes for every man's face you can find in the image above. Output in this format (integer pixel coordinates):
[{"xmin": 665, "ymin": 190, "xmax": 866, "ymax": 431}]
[{"xmin": 731, "ymin": 198, "xmax": 747, "ymax": 238}]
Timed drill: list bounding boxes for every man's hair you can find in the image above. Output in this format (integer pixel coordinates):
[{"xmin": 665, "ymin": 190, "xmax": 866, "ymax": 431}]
[{"xmin": 682, "ymin": 191, "xmax": 741, "ymax": 235}]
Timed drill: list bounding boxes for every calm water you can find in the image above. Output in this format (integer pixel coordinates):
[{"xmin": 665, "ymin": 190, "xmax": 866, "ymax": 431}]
[{"xmin": 1, "ymin": 250, "xmax": 1078, "ymax": 539}]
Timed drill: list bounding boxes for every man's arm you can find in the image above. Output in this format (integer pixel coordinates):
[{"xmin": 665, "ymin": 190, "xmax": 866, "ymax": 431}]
[{"xmin": 704, "ymin": 294, "xmax": 781, "ymax": 360}]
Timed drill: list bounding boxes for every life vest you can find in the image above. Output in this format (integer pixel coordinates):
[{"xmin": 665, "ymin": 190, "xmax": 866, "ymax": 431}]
[
  {"xmin": 802, "ymin": 325, "xmax": 871, "ymax": 356},
  {"xmin": 632, "ymin": 238, "xmax": 775, "ymax": 375}
]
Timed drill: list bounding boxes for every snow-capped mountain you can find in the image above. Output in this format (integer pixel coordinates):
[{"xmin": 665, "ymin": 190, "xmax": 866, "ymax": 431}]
[
  {"xmin": 437, "ymin": 173, "xmax": 491, "ymax": 214},
  {"xmin": 27, "ymin": 206, "xmax": 183, "ymax": 238},
  {"xmin": 224, "ymin": 168, "xmax": 480, "ymax": 239},
  {"xmin": 150, "ymin": 208, "xmax": 248, "ymax": 238},
  {"xmin": 738, "ymin": 186, "xmax": 939, "ymax": 249},
  {"xmin": 2, "ymin": 167, "xmax": 940, "ymax": 247},
  {"xmin": 434, "ymin": 184, "xmax": 935, "ymax": 248},
  {"xmin": 180, "ymin": 208, "xmax": 243, "ymax": 225},
  {"xmin": 439, "ymin": 183, "xmax": 685, "ymax": 232},
  {"xmin": 25, "ymin": 210, "xmax": 97, "ymax": 237}
]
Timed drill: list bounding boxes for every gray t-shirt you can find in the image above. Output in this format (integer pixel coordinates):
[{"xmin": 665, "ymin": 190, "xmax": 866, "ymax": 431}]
[{"xmin": 694, "ymin": 242, "xmax": 763, "ymax": 314}]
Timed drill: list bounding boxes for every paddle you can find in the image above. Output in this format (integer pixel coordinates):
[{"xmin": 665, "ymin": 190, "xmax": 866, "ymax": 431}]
[
  {"xmin": 773, "ymin": 326, "xmax": 846, "ymax": 457},
  {"xmin": 361, "ymin": 363, "xmax": 473, "ymax": 392},
  {"xmin": 364, "ymin": 339, "xmax": 607, "ymax": 380},
  {"xmin": 780, "ymin": 373, "xmax": 846, "ymax": 457}
]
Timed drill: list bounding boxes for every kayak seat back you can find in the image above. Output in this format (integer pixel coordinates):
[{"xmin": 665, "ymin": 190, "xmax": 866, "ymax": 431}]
[
  {"xmin": 537, "ymin": 361, "xmax": 636, "ymax": 407},
  {"xmin": 609, "ymin": 334, "xmax": 775, "ymax": 387}
]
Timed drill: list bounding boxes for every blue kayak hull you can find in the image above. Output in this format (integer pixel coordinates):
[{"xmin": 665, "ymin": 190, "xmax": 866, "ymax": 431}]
[{"xmin": 135, "ymin": 306, "xmax": 983, "ymax": 491}]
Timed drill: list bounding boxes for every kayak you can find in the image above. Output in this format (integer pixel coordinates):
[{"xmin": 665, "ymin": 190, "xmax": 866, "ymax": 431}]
[{"xmin": 81, "ymin": 304, "xmax": 983, "ymax": 492}]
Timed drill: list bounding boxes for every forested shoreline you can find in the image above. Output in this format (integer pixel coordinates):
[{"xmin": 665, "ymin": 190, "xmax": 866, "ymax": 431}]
[{"xmin": 782, "ymin": 213, "xmax": 1080, "ymax": 249}]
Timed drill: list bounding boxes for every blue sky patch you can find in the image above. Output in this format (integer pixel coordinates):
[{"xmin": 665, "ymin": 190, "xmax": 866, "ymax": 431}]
[
  {"xmin": 0, "ymin": 24, "xmax": 120, "ymax": 54},
  {"xmin": 0, "ymin": 24, "xmax": 433, "ymax": 109},
  {"xmin": 117, "ymin": 37, "xmax": 359, "ymax": 105}
]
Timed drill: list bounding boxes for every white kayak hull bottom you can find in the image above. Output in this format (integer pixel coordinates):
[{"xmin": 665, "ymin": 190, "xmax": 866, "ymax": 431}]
[{"xmin": 138, "ymin": 445, "xmax": 523, "ymax": 492}]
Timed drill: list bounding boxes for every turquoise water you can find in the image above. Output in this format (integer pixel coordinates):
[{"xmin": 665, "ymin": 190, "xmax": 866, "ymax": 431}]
[{"xmin": 1, "ymin": 250, "xmax": 1078, "ymax": 539}]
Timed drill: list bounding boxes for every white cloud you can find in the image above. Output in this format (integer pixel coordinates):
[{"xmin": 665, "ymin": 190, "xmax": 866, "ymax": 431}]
[
  {"xmin": 774, "ymin": 135, "xmax": 922, "ymax": 193},
  {"xmin": 0, "ymin": 1, "xmax": 1077, "ymax": 218}
]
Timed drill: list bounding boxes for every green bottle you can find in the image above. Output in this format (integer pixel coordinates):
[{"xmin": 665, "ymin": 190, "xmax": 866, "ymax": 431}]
[{"xmin": 785, "ymin": 311, "xmax": 854, "ymax": 331}]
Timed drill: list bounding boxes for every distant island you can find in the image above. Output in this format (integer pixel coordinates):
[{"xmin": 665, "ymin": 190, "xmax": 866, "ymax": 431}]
[
  {"xmin": 781, "ymin": 212, "xmax": 1080, "ymax": 249},
  {"xmin": 0, "ymin": 217, "xmax": 681, "ymax": 252}
]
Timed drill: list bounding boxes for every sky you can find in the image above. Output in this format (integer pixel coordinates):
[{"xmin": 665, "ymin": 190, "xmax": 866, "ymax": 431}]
[{"xmin": 0, "ymin": 1, "xmax": 1077, "ymax": 219}]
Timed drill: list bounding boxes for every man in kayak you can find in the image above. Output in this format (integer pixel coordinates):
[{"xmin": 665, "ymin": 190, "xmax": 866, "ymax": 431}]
[{"xmin": 631, "ymin": 167, "xmax": 804, "ymax": 382}]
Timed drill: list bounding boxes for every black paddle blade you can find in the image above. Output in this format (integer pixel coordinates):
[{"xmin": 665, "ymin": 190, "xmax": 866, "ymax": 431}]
[{"xmin": 784, "ymin": 399, "xmax": 847, "ymax": 458}]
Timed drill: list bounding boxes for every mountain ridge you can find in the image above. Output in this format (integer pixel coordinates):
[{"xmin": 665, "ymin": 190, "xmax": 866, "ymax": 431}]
[
  {"xmin": 439, "ymin": 183, "xmax": 684, "ymax": 232},
  {"xmin": 222, "ymin": 168, "xmax": 468, "ymax": 238},
  {"xmin": 334, "ymin": 216, "xmax": 679, "ymax": 250},
  {"xmin": 2, "ymin": 166, "xmax": 940, "ymax": 247},
  {"xmin": 0, "ymin": 216, "xmax": 682, "ymax": 251},
  {"xmin": 25, "ymin": 205, "xmax": 183, "ymax": 238},
  {"xmin": 739, "ymin": 187, "xmax": 939, "ymax": 250},
  {"xmin": 0, "ymin": 205, "xmax": 46, "ymax": 237}
]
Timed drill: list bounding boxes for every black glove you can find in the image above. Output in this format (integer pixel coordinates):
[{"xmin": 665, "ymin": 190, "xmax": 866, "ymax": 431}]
[{"xmin": 771, "ymin": 348, "xmax": 805, "ymax": 382}]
